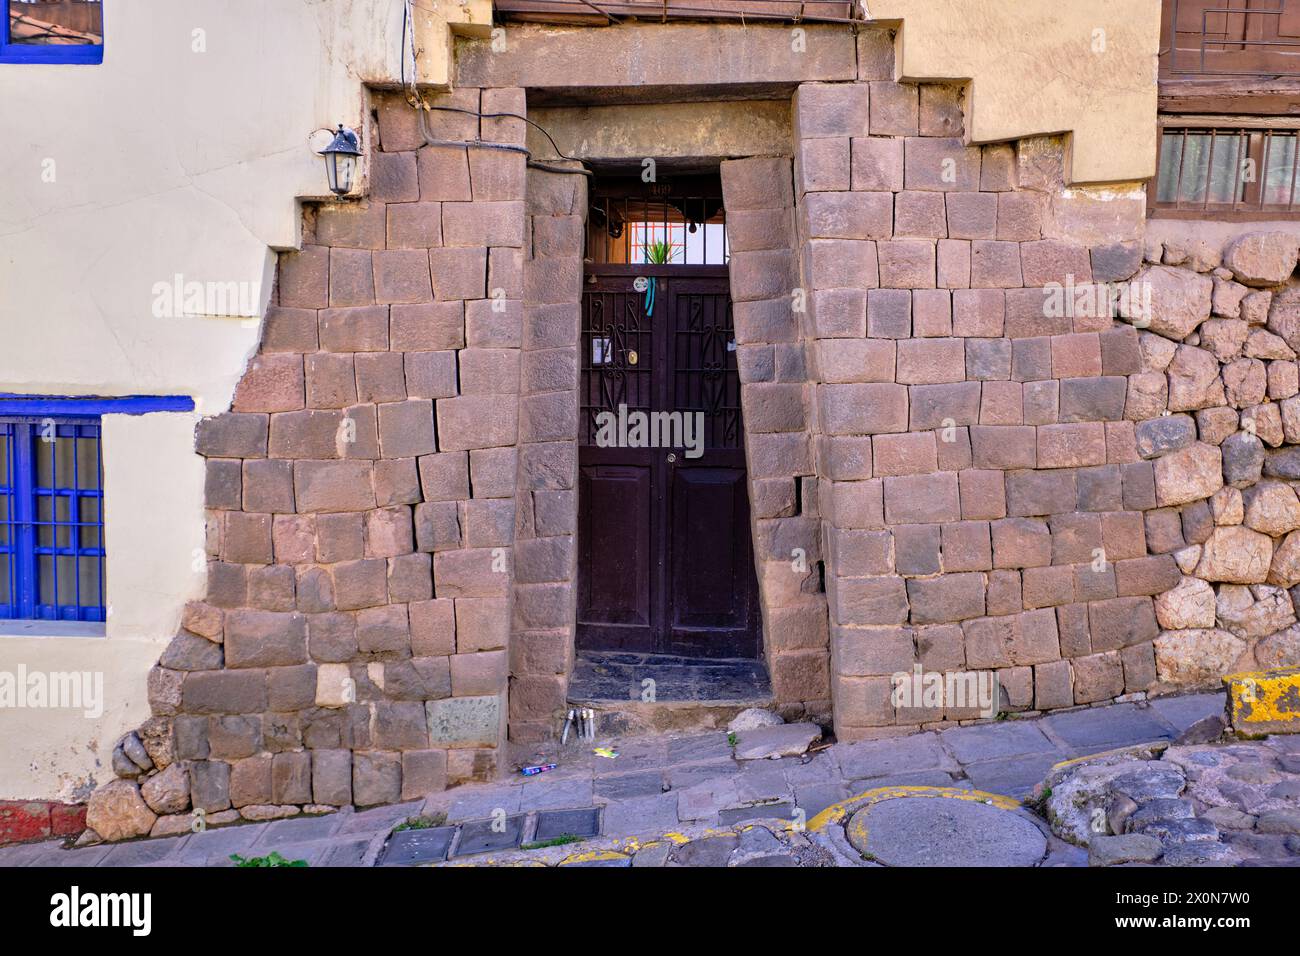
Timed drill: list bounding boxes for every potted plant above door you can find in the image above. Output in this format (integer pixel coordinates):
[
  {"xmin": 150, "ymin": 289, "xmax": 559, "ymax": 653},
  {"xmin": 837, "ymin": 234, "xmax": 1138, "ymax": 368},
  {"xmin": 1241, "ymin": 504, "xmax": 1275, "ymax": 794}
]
[{"xmin": 642, "ymin": 239, "xmax": 676, "ymax": 316}]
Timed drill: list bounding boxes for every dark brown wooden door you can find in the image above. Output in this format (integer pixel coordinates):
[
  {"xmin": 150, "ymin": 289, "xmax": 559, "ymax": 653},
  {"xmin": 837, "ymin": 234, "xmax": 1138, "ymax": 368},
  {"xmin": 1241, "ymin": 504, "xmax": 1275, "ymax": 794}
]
[{"xmin": 577, "ymin": 266, "xmax": 761, "ymax": 659}]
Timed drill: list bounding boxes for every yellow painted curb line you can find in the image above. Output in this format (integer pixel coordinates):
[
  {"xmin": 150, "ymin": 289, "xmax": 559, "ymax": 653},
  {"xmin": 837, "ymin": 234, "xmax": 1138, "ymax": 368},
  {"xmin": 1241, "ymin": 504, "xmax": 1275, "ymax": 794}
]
[
  {"xmin": 1047, "ymin": 740, "xmax": 1169, "ymax": 774},
  {"xmin": 808, "ymin": 785, "xmax": 1021, "ymax": 833},
  {"xmin": 558, "ymin": 848, "xmax": 630, "ymax": 865}
]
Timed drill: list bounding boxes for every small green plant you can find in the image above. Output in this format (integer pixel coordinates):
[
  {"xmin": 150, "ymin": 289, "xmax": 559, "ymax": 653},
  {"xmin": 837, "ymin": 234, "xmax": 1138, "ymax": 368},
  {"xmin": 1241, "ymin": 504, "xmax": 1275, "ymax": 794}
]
[
  {"xmin": 727, "ymin": 732, "xmax": 738, "ymax": 748},
  {"xmin": 644, "ymin": 238, "xmax": 676, "ymax": 265},
  {"xmin": 520, "ymin": 833, "xmax": 584, "ymax": 851},
  {"xmin": 230, "ymin": 851, "xmax": 308, "ymax": 868},
  {"xmin": 394, "ymin": 812, "xmax": 446, "ymax": 832}
]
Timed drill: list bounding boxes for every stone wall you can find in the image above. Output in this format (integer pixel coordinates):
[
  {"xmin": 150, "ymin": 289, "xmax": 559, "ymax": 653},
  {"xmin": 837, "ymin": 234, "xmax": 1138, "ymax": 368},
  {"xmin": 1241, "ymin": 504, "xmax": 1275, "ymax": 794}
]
[
  {"xmin": 720, "ymin": 157, "xmax": 832, "ymax": 718},
  {"xmin": 81, "ymin": 24, "xmax": 1300, "ymax": 839},
  {"xmin": 87, "ymin": 89, "xmax": 534, "ymax": 840},
  {"xmin": 773, "ymin": 33, "xmax": 1300, "ymax": 742},
  {"xmin": 508, "ymin": 159, "xmax": 587, "ymax": 743}
]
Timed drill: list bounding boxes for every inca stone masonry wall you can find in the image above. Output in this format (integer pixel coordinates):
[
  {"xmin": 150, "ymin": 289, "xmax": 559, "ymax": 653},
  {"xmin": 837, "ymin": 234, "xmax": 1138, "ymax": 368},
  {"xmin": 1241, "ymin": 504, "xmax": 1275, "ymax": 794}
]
[
  {"xmin": 733, "ymin": 32, "xmax": 1300, "ymax": 743},
  {"xmin": 83, "ymin": 25, "xmax": 1300, "ymax": 839},
  {"xmin": 87, "ymin": 88, "xmax": 546, "ymax": 840}
]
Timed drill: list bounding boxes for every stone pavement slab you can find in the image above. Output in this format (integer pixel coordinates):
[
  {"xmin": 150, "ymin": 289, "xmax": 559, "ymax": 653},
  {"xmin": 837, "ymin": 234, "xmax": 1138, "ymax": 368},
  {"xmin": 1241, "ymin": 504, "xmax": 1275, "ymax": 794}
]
[
  {"xmin": 601, "ymin": 792, "xmax": 679, "ymax": 837},
  {"xmin": 836, "ymin": 731, "xmax": 955, "ymax": 779},
  {"xmin": 520, "ymin": 776, "xmax": 594, "ymax": 811},
  {"xmin": 719, "ymin": 801, "xmax": 793, "ymax": 825},
  {"xmin": 441, "ymin": 785, "xmax": 522, "ymax": 821},
  {"xmin": 845, "ymin": 769, "xmax": 961, "ymax": 791},
  {"xmin": 941, "ymin": 721, "xmax": 1058, "ymax": 764},
  {"xmin": 99, "ymin": 835, "xmax": 186, "ymax": 867},
  {"xmin": 318, "ymin": 838, "xmax": 375, "ymax": 867},
  {"xmin": 667, "ymin": 733, "xmax": 734, "ymax": 764},
  {"xmin": 593, "ymin": 770, "xmax": 666, "ymax": 800},
  {"xmin": 1043, "ymin": 703, "xmax": 1175, "ymax": 754},
  {"xmin": 1147, "ymin": 692, "xmax": 1225, "ymax": 734},
  {"xmin": 337, "ymin": 802, "xmax": 421, "ymax": 835},
  {"xmin": 255, "ymin": 813, "xmax": 343, "ymax": 847},
  {"xmin": 664, "ymin": 760, "xmax": 740, "ymax": 789},
  {"xmin": 793, "ymin": 782, "xmax": 849, "ymax": 818},
  {"xmin": 734, "ymin": 762, "xmax": 791, "ymax": 804},
  {"xmin": 177, "ymin": 824, "xmax": 266, "ymax": 865},
  {"xmin": 962, "ymin": 753, "xmax": 1066, "ymax": 799}
]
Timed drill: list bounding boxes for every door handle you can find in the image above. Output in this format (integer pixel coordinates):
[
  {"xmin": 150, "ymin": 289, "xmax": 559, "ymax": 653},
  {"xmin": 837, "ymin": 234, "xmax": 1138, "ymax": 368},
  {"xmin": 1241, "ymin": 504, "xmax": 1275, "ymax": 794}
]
[{"xmin": 666, "ymin": 453, "xmax": 677, "ymax": 464}]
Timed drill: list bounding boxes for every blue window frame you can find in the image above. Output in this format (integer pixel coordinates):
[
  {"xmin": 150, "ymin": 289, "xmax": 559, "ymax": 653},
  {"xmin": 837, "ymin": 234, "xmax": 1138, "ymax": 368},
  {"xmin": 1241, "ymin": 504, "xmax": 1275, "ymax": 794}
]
[
  {"xmin": 0, "ymin": 415, "xmax": 106, "ymax": 622},
  {"xmin": 1, "ymin": 0, "xmax": 103, "ymax": 65}
]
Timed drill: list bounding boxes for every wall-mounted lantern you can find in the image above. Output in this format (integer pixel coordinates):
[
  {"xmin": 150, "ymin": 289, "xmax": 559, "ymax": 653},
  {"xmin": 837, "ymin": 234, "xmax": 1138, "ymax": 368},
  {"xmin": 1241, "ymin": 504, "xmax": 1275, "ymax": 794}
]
[{"xmin": 319, "ymin": 125, "xmax": 362, "ymax": 196}]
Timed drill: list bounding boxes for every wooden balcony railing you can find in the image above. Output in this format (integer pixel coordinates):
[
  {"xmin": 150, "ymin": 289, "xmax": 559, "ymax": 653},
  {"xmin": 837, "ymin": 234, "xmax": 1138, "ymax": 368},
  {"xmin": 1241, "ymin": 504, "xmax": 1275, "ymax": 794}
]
[
  {"xmin": 491, "ymin": 0, "xmax": 856, "ymax": 25},
  {"xmin": 1162, "ymin": 0, "xmax": 1300, "ymax": 77}
]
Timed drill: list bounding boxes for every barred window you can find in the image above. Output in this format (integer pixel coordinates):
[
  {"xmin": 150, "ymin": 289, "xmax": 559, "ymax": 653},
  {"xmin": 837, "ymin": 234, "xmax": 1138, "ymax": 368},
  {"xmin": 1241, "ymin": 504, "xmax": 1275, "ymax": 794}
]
[
  {"xmin": 0, "ymin": 416, "xmax": 105, "ymax": 623},
  {"xmin": 1154, "ymin": 123, "xmax": 1300, "ymax": 217},
  {"xmin": 3, "ymin": 0, "xmax": 103, "ymax": 63}
]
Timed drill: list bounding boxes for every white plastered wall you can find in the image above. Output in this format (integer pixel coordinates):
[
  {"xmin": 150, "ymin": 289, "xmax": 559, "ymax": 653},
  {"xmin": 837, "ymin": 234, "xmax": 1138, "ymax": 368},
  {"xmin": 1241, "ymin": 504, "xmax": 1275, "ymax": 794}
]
[{"xmin": 0, "ymin": 0, "xmax": 489, "ymax": 800}]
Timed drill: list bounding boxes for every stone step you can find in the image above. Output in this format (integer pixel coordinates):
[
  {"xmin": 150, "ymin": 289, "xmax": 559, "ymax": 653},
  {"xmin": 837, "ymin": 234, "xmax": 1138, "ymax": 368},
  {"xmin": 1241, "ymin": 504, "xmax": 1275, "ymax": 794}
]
[{"xmin": 566, "ymin": 652, "xmax": 774, "ymax": 736}]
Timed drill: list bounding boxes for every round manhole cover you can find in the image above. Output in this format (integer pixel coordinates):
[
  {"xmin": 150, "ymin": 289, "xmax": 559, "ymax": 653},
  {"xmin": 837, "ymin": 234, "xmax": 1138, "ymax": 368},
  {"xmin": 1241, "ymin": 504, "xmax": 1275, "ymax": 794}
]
[{"xmin": 846, "ymin": 796, "xmax": 1047, "ymax": 867}]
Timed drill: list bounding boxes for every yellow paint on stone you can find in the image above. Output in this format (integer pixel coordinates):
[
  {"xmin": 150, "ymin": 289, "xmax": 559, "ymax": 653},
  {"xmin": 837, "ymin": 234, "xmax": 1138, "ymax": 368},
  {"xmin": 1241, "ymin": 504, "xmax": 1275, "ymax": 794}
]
[
  {"xmin": 1047, "ymin": 740, "xmax": 1169, "ymax": 773},
  {"xmin": 1224, "ymin": 666, "xmax": 1300, "ymax": 735},
  {"xmin": 558, "ymin": 849, "xmax": 631, "ymax": 864},
  {"xmin": 808, "ymin": 785, "xmax": 1021, "ymax": 832}
]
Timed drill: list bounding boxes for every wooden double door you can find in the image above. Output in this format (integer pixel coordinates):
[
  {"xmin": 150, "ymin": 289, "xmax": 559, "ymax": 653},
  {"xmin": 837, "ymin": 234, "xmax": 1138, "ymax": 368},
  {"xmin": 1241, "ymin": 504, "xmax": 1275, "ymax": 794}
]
[{"xmin": 576, "ymin": 266, "xmax": 761, "ymax": 659}]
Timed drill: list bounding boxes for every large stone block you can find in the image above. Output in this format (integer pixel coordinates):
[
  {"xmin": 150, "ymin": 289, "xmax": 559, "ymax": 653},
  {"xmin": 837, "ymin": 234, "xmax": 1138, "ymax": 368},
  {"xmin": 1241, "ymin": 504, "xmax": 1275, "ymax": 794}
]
[
  {"xmin": 427, "ymin": 694, "xmax": 502, "ymax": 748},
  {"xmin": 818, "ymin": 383, "xmax": 908, "ymax": 435},
  {"xmin": 224, "ymin": 610, "xmax": 308, "ymax": 669}
]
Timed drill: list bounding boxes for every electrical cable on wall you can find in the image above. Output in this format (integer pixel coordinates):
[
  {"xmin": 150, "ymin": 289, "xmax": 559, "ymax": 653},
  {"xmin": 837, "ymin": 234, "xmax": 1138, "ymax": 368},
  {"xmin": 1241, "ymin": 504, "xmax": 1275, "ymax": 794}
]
[{"xmin": 399, "ymin": 0, "xmax": 590, "ymax": 177}]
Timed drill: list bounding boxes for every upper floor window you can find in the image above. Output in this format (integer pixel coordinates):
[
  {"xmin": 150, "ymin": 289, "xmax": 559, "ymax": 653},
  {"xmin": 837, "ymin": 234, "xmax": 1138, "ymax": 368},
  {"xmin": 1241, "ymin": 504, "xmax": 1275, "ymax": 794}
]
[
  {"xmin": 1152, "ymin": 121, "xmax": 1300, "ymax": 218},
  {"xmin": 1161, "ymin": 0, "xmax": 1300, "ymax": 78},
  {"xmin": 0, "ymin": 413, "xmax": 105, "ymax": 623},
  {"xmin": 2, "ymin": 0, "xmax": 103, "ymax": 64}
]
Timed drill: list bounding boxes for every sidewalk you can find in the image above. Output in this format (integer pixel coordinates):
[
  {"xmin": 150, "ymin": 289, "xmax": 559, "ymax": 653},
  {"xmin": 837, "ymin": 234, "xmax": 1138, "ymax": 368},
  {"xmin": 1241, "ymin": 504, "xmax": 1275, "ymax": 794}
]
[{"xmin": 0, "ymin": 692, "xmax": 1225, "ymax": 868}]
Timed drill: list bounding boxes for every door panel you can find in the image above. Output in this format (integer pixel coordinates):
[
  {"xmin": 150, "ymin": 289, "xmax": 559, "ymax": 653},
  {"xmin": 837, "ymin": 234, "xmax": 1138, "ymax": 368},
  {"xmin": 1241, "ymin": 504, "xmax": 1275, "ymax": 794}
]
[
  {"xmin": 577, "ymin": 451, "xmax": 657, "ymax": 651},
  {"xmin": 576, "ymin": 268, "xmax": 762, "ymax": 659},
  {"xmin": 666, "ymin": 461, "xmax": 759, "ymax": 657}
]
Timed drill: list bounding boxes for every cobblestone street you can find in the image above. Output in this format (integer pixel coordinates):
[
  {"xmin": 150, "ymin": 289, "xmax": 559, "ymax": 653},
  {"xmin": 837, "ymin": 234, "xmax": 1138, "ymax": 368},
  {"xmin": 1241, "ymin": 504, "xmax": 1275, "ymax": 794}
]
[{"xmin": 10, "ymin": 690, "xmax": 1293, "ymax": 868}]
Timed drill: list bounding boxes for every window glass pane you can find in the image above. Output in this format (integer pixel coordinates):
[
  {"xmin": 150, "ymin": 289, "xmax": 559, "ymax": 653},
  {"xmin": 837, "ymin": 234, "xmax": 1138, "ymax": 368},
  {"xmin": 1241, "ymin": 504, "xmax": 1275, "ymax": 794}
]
[
  {"xmin": 1157, "ymin": 132, "xmax": 1186, "ymax": 203},
  {"xmin": 56, "ymin": 554, "xmax": 77, "ymax": 611},
  {"xmin": 79, "ymin": 496, "xmax": 100, "ymax": 549},
  {"xmin": 1, "ymin": 413, "xmax": 105, "ymax": 622},
  {"xmin": 78, "ymin": 554, "xmax": 102, "ymax": 613},
  {"xmin": 1158, "ymin": 131, "xmax": 1246, "ymax": 205},
  {"xmin": 0, "ymin": 425, "xmax": 9, "ymax": 492},
  {"xmin": 37, "ymin": 552, "xmax": 54, "ymax": 610},
  {"xmin": 36, "ymin": 492, "xmax": 53, "ymax": 548},
  {"xmin": 1204, "ymin": 133, "xmax": 1243, "ymax": 204},
  {"xmin": 55, "ymin": 493, "xmax": 71, "ymax": 549},
  {"xmin": 0, "ymin": 552, "xmax": 10, "ymax": 615},
  {"xmin": 8, "ymin": 0, "xmax": 102, "ymax": 46},
  {"xmin": 1262, "ymin": 133, "xmax": 1299, "ymax": 206},
  {"xmin": 76, "ymin": 430, "xmax": 100, "ymax": 489}
]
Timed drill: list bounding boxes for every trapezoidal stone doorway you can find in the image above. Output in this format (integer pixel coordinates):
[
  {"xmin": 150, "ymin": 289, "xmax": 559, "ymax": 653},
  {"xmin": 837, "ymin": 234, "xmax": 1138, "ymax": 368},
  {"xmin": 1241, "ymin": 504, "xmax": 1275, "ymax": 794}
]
[{"xmin": 509, "ymin": 156, "xmax": 832, "ymax": 743}]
